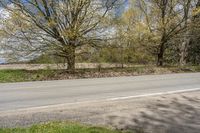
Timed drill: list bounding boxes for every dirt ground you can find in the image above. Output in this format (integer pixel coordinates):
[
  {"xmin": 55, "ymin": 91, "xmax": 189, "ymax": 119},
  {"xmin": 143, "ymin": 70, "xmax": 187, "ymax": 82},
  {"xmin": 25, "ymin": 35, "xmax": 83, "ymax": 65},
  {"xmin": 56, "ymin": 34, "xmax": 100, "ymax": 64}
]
[{"xmin": 0, "ymin": 63, "xmax": 133, "ymax": 70}]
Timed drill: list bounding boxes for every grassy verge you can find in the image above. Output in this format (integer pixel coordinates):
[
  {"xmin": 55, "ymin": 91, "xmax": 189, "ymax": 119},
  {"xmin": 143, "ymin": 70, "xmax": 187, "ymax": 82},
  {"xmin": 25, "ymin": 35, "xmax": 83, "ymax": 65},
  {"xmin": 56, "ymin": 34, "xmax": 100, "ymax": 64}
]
[
  {"xmin": 0, "ymin": 69, "xmax": 55, "ymax": 83},
  {"xmin": 0, "ymin": 65, "xmax": 200, "ymax": 83},
  {"xmin": 0, "ymin": 122, "xmax": 131, "ymax": 133}
]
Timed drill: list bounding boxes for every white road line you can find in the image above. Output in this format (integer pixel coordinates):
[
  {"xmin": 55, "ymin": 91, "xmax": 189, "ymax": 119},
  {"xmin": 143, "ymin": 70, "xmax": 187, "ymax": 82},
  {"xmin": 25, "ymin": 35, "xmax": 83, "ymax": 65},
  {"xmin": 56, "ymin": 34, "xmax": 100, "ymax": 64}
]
[
  {"xmin": 1, "ymin": 88, "xmax": 200, "ymax": 114},
  {"xmin": 107, "ymin": 88, "xmax": 200, "ymax": 101}
]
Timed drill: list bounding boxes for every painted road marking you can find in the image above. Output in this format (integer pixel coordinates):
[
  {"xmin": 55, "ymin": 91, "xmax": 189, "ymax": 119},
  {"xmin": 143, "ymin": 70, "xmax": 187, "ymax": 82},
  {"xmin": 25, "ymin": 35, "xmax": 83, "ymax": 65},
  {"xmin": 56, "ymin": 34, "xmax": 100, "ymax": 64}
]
[
  {"xmin": 1, "ymin": 88, "xmax": 200, "ymax": 113},
  {"xmin": 107, "ymin": 88, "xmax": 200, "ymax": 101}
]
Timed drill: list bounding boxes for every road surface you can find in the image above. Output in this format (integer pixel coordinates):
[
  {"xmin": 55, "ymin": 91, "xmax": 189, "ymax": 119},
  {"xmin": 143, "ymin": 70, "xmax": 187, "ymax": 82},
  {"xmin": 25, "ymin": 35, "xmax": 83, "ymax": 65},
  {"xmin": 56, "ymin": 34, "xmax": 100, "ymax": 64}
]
[{"xmin": 0, "ymin": 73, "xmax": 200, "ymax": 112}]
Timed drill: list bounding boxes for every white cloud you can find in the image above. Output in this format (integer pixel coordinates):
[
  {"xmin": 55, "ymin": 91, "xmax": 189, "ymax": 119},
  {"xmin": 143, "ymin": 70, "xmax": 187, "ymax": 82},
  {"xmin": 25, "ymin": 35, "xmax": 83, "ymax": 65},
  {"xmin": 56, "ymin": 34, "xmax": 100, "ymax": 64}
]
[
  {"xmin": 0, "ymin": 8, "xmax": 10, "ymax": 19},
  {"xmin": 0, "ymin": 7, "xmax": 10, "ymax": 30},
  {"xmin": 0, "ymin": 50, "xmax": 4, "ymax": 54}
]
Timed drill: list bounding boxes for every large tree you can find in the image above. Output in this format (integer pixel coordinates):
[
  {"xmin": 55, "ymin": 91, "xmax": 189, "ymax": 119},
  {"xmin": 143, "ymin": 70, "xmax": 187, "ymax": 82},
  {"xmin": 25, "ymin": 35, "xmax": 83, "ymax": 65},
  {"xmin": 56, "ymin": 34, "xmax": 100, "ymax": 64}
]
[
  {"xmin": 0, "ymin": 0, "xmax": 118, "ymax": 72},
  {"xmin": 139, "ymin": 0, "xmax": 193, "ymax": 66}
]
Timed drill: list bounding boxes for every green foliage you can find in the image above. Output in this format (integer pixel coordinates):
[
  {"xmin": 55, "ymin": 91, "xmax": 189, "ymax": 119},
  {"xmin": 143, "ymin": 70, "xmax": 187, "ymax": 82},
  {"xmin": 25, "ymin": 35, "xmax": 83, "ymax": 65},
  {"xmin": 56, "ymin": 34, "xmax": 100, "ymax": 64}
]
[
  {"xmin": 29, "ymin": 54, "xmax": 65, "ymax": 64},
  {"xmin": 77, "ymin": 45, "xmax": 155, "ymax": 65}
]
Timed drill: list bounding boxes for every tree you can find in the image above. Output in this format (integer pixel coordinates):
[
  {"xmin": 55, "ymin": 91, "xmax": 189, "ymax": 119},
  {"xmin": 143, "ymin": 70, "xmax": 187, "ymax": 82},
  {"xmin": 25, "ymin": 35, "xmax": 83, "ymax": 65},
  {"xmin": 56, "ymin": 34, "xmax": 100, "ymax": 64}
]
[
  {"xmin": 0, "ymin": 0, "xmax": 117, "ymax": 72},
  {"xmin": 187, "ymin": 0, "xmax": 200, "ymax": 64},
  {"xmin": 179, "ymin": 0, "xmax": 193, "ymax": 66},
  {"xmin": 139, "ymin": 0, "xmax": 192, "ymax": 66},
  {"xmin": 108, "ymin": 0, "xmax": 156, "ymax": 65}
]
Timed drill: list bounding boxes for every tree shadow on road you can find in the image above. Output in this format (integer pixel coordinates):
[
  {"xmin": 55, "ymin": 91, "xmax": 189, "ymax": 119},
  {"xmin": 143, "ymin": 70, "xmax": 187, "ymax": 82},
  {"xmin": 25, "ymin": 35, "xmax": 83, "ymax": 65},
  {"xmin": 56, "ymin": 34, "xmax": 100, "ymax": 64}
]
[{"xmin": 106, "ymin": 95, "xmax": 200, "ymax": 133}]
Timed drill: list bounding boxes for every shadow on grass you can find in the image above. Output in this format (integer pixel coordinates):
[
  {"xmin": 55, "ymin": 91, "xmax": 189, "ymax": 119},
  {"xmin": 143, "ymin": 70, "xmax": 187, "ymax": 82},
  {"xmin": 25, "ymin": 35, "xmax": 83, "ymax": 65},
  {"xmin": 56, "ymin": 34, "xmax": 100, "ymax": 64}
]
[{"xmin": 106, "ymin": 95, "xmax": 200, "ymax": 133}]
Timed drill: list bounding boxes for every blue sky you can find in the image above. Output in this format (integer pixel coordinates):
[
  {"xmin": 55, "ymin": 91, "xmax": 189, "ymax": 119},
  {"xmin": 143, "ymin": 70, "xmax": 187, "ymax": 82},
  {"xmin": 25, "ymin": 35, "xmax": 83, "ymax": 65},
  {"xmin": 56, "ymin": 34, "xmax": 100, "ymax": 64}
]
[
  {"xmin": 0, "ymin": 50, "xmax": 5, "ymax": 64},
  {"xmin": 115, "ymin": 0, "xmax": 129, "ymax": 17},
  {"xmin": 0, "ymin": 58, "xmax": 5, "ymax": 64}
]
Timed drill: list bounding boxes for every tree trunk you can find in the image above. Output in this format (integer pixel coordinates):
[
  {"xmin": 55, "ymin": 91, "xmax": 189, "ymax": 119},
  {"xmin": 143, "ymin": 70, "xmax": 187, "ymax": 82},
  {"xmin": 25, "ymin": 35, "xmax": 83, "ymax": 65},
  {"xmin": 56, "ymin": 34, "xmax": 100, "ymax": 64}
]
[
  {"xmin": 180, "ymin": 37, "xmax": 189, "ymax": 66},
  {"xmin": 66, "ymin": 45, "xmax": 76, "ymax": 73},
  {"xmin": 157, "ymin": 41, "xmax": 165, "ymax": 66},
  {"xmin": 179, "ymin": 0, "xmax": 191, "ymax": 66},
  {"xmin": 120, "ymin": 46, "xmax": 124, "ymax": 68}
]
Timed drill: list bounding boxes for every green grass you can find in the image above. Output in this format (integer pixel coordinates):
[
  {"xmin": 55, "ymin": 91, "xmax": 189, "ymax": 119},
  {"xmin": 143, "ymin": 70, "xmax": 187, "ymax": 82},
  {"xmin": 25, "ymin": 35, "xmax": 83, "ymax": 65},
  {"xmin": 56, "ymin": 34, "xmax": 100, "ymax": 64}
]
[
  {"xmin": 0, "ymin": 122, "xmax": 130, "ymax": 133},
  {"xmin": 0, "ymin": 69, "xmax": 55, "ymax": 83},
  {"xmin": 0, "ymin": 65, "xmax": 200, "ymax": 83}
]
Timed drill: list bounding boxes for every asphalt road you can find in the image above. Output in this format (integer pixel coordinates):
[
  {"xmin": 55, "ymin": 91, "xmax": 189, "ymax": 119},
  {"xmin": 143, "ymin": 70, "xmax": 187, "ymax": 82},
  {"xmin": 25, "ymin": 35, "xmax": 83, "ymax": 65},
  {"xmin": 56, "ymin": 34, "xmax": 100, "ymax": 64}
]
[{"xmin": 0, "ymin": 73, "xmax": 200, "ymax": 112}]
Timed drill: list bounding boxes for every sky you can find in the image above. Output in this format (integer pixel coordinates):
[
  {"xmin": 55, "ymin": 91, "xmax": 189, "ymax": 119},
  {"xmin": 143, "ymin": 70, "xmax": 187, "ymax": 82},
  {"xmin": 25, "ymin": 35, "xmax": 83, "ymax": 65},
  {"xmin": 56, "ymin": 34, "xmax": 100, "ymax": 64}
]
[
  {"xmin": 115, "ymin": 0, "xmax": 129, "ymax": 17},
  {"xmin": 0, "ymin": 50, "xmax": 5, "ymax": 64},
  {"xmin": 0, "ymin": 7, "xmax": 9, "ymax": 63},
  {"xmin": 0, "ymin": 58, "xmax": 5, "ymax": 64},
  {"xmin": 0, "ymin": 46, "xmax": 5, "ymax": 63}
]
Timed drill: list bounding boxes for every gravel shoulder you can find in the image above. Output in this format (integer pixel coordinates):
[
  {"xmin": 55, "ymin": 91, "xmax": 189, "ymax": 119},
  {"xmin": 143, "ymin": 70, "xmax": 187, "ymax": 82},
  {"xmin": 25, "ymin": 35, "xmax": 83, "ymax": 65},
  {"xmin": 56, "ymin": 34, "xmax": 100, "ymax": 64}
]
[{"xmin": 1, "ymin": 91, "xmax": 200, "ymax": 133}]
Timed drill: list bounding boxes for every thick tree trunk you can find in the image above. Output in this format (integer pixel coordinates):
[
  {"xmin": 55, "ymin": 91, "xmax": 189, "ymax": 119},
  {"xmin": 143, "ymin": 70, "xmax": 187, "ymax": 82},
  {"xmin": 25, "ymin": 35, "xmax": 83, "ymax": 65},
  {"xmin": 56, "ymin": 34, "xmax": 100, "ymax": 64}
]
[
  {"xmin": 157, "ymin": 41, "xmax": 165, "ymax": 66},
  {"xmin": 66, "ymin": 45, "xmax": 76, "ymax": 73}
]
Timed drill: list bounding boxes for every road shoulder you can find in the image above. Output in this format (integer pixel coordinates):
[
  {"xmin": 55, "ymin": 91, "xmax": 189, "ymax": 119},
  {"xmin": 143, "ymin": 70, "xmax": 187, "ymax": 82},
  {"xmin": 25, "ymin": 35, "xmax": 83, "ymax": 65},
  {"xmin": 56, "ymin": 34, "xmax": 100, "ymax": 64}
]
[{"xmin": 1, "ymin": 91, "xmax": 200, "ymax": 133}]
